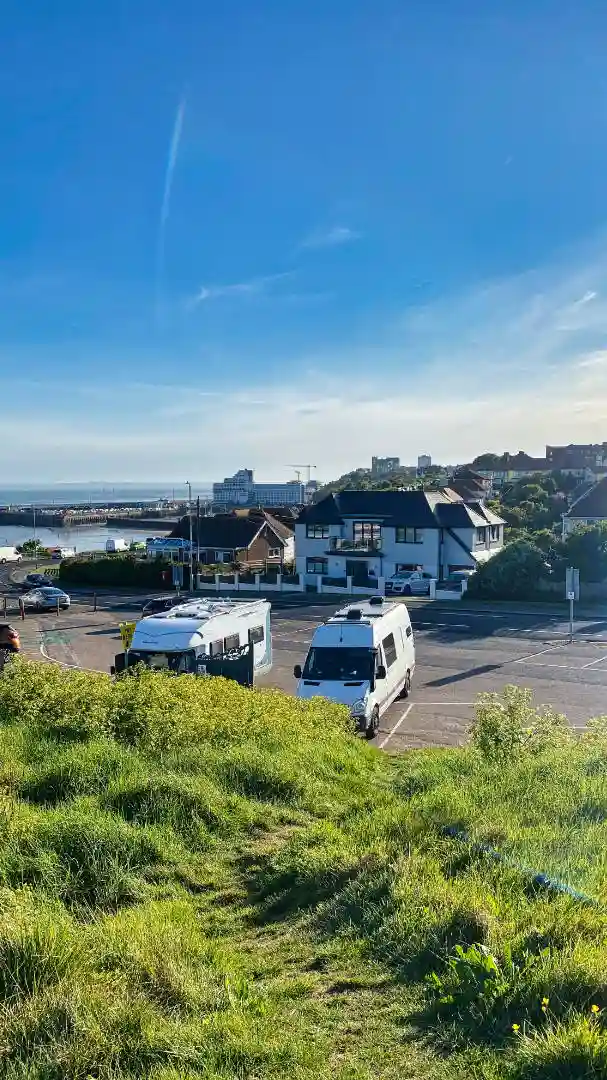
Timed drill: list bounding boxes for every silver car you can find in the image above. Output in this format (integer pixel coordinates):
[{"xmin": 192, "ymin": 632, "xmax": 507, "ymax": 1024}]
[
  {"xmin": 22, "ymin": 587, "xmax": 71, "ymax": 611},
  {"xmin": 385, "ymin": 570, "xmax": 433, "ymax": 596}
]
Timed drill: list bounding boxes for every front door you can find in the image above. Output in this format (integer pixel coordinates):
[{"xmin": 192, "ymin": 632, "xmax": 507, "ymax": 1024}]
[{"xmin": 346, "ymin": 559, "xmax": 368, "ymax": 583}]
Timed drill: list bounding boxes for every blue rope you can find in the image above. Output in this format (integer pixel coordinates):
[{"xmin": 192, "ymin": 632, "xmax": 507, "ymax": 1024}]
[{"xmin": 440, "ymin": 825, "xmax": 598, "ymax": 907}]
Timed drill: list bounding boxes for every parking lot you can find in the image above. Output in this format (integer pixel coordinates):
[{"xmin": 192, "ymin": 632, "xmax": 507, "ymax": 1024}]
[{"xmin": 8, "ymin": 593, "xmax": 607, "ymax": 751}]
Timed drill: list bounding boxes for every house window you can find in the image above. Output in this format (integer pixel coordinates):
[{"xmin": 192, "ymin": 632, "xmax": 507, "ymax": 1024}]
[
  {"xmin": 395, "ymin": 563, "xmax": 419, "ymax": 573},
  {"xmin": 353, "ymin": 521, "xmax": 382, "ymax": 545},
  {"xmin": 476, "ymin": 528, "xmax": 487, "ymax": 545},
  {"xmin": 307, "ymin": 558, "xmax": 328, "ymax": 575},
  {"xmin": 306, "ymin": 524, "xmax": 329, "ymax": 539},
  {"xmin": 382, "ymin": 633, "xmax": 398, "ymax": 668},
  {"xmin": 224, "ymin": 633, "xmax": 240, "ymax": 651},
  {"xmin": 215, "ymin": 550, "xmax": 232, "ymax": 562},
  {"xmin": 490, "ymin": 525, "xmax": 500, "ymax": 541},
  {"xmin": 395, "ymin": 527, "xmax": 424, "ymax": 543},
  {"xmin": 267, "ymin": 547, "xmax": 281, "ymax": 558},
  {"xmin": 248, "ymin": 626, "xmax": 264, "ymax": 645}
]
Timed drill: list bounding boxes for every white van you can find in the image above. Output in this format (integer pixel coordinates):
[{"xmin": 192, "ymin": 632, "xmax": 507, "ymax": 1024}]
[
  {"xmin": 105, "ymin": 538, "xmax": 129, "ymax": 553},
  {"xmin": 294, "ymin": 597, "xmax": 414, "ymax": 739},
  {"xmin": 0, "ymin": 547, "xmax": 22, "ymax": 565}
]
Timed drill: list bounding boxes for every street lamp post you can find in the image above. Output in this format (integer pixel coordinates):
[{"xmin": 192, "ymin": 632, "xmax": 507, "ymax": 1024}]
[
  {"xmin": 33, "ymin": 505, "xmax": 37, "ymax": 568},
  {"xmin": 186, "ymin": 482, "xmax": 194, "ymax": 590}
]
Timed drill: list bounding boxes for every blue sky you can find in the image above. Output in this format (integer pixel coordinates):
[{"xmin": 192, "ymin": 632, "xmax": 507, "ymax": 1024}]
[{"xmin": 3, "ymin": 0, "xmax": 607, "ymax": 481}]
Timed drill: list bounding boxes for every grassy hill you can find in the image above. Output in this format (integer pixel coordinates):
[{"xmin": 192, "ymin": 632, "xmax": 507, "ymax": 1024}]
[{"xmin": 0, "ymin": 663, "xmax": 606, "ymax": 1078}]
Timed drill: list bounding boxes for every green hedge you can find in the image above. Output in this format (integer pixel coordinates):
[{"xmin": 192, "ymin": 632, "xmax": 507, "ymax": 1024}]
[{"xmin": 58, "ymin": 555, "xmax": 172, "ymax": 588}]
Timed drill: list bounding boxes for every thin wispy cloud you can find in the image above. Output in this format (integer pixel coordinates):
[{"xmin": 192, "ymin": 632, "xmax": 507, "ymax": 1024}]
[
  {"xmin": 300, "ymin": 225, "xmax": 361, "ymax": 249},
  {"xmin": 193, "ymin": 271, "xmax": 292, "ymax": 305},
  {"xmin": 155, "ymin": 96, "xmax": 186, "ymax": 322}
]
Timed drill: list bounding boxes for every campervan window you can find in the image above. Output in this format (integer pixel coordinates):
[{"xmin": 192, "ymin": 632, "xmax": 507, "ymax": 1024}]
[{"xmin": 249, "ymin": 625, "xmax": 264, "ymax": 644}]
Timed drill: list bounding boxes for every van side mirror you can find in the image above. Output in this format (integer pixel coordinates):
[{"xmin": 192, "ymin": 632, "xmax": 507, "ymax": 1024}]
[
  {"xmin": 376, "ymin": 665, "xmax": 386, "ymax": 680},
  {"xmin": 293, "ymin": 664, "xmax": 302, "ymax": 679}
]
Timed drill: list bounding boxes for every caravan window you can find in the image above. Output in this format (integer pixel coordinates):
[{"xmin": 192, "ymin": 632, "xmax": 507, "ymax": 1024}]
[
  {"xmin": 224, "ymin": 633, "xmax": 240, "ymax": 651},
  {"xmin": 249, "ymin": 625, "xmax": 264, "ymax": 644},
  {"xmin": 209, "ymin": 639, "xmax": 223, "ymax": 656},
  {"xmin": 382, "ymin": 633, "xmax": 398, "ymax": 667}
]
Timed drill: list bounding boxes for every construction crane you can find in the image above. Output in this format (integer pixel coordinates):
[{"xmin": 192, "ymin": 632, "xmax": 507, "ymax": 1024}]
[{"xmin": 287, "ymin": 464, "xmax": 317, "ymax": 484}]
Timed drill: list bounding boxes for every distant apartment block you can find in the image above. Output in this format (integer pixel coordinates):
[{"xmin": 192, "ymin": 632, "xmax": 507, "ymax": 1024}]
[
  {"xmin": 212, "ymin": 469, "xmax": 307, "ymax": 507},
  {"xmin": 546, "ymin": 443, "xmax": 607, "ymax": 479},
  {"xmin": 417, "ymin": 454, "xmax": 432, "ymax": 471},
  {"xmin": 371, "ymin": 456, "xmax": 400, "ymax": 477}
]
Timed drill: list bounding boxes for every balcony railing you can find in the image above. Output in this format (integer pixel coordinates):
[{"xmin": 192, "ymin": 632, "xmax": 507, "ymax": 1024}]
[{"xmin": 328, "ymin": 537, "xmax": 383, "ymax": 553}]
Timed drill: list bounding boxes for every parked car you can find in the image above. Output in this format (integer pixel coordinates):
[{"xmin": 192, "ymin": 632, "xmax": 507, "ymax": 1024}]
[
  {"xmin": 23, "ymin": 573, "xmax": 53, "ymax": 590},
  {"xmin": 446, "ymin": 569, "xmax": 475, "ymax": 586},
  {"xmin": 142, "ymin": 595, "xmax": 182, "ymax": 617},
  {"xmin": 0, "ymin": 624, "xmax": 20, "ymax": 653},
  {"xmin": 385, "ymin": 570, "xmax": 434, "ymax": 596},
  {"xmin": 21, "ymin": 587, "xmax": 71, "ymax": 611}
]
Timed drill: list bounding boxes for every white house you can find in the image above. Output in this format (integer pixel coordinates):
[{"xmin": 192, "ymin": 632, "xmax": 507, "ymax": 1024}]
[{"xmin": 295, "ymin": 489, "xmax": 505, "ymax": 584}]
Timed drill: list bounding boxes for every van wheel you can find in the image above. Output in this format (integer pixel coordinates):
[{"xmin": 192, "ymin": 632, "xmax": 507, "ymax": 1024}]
[
  {"xmin": 402, "ymin": 670, "xmax": 412, "ymax": 698},
  {"xmin": 365, "ymin": 706, "xmax": 380, "ymax": 740}
]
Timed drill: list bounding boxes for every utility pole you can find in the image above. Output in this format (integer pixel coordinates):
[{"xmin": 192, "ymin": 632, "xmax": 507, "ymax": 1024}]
[
  {"xmin": 196, "ymin": 496, "xmax": 201, "ymax": 580},
  {"xmin": 33, "ymin": 505, "xmax": 37, "ymax": 568},
  {"xmin": 186, "ymin": 482, "xmax": 194, "ymax": 591},
  {"xmin": 565, "ymin": 567, "xmax": 580, "ymax": 644}
]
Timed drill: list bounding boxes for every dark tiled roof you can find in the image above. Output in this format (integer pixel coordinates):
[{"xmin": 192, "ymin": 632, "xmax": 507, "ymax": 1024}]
[
  {"xmin": 506, "ymin": 452, "xmax": 550, "ymax": 470},
  {"xmin": 449, "ymin": 479, "xmax": 487, "ymax": 501},
  {"xmin": 297, "ymin": 489, "xmax": 505, "ymax": 529},
  {"xmin": 452, "ymin": 467, "xmax": 486, "ymax": 481},
  {"xmin": 566, "ymin": 477, "xmax": 607, "ymax": 519},
  {"xmin": 172, "ymin": 514, "xmax": 289, "ymax": 550}
]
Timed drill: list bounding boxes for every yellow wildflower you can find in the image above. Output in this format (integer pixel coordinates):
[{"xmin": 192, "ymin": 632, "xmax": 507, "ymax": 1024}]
[
  {"xmin": 512, "ymin": 1023, "xmax": 520, "ymax": 1032},
  {"xmin": 542, "ymin": 998, "xmax": 549, "ymax": 1006},
  {"xmin": 591, "ymin": 1004, "xmax": 601, "ymax": 1014}
]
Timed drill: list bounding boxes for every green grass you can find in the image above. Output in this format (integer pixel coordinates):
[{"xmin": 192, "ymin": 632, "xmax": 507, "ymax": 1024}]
[{"xmin": 0, "ymin": 664, "xmax": 607, "ymax": 1077}]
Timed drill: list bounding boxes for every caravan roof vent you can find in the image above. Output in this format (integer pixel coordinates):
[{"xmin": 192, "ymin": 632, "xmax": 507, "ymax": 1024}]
[
  {"xmin": 368, "ymin": 596, "xmax": 384, "ymax": 606},
  {"xmin": 346, "ymin": 608, "xmax": 362, "ymax": 621}
]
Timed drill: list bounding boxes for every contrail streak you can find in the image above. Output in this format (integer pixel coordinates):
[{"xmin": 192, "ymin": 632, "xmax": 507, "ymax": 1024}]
[{"xmin": 155, "ymin": 96, "xmax": 186, "ymax": 322}]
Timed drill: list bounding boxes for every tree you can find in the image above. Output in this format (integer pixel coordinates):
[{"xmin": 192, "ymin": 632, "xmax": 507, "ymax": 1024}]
[
  {"xmin": 467, "ymin": 540, "xmax": 553, "ymax": 600},
  {"xmin": 561, "ymin": 526, "xmax": 607, "ymax": 583}
]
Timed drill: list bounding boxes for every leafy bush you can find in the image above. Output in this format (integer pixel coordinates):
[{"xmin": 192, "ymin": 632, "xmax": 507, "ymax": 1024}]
[
  {"xmin": 467, "ymin": 540, "xmax": 554, "ymax": 599},
  {"xmin": 470, "ymin": 686, "xmax": 572, "ymax": 763}
]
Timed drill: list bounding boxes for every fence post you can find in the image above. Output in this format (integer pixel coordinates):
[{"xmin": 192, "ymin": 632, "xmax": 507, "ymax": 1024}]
[
  {"xmin": 2, "ymin": 596, "xmax": 6, "ymax": 617},
  {"xmin": 317, "ymin": 574, "xmax": 323, "ymax": 594},
  {"xmin": 255, "ymin": 573, "xmax": 261, "ymax": 592},
  {"xmin": 57, "ymin": 597, "xmax": 60, "ymax": 616},
  {"xmin": 347, "ymin": 575, "xmax": 353, "ymax": 594},
  {"xmin": 234, "ymin": 572, "xmax": 239, "ymax": 592},
  {"xmin": 377, "ymin": 576, "xmax": 385, "ymax": 596},
  {"xmin": 93, "ymin": 592, "xmax": 97, "ymax": 612},
  {"xmin": 214, "ymin": 573, "xmax": 220, "ymax": 593},
  {"xmin": 276, "ymin": 573, "xmax": 282, "ymax": 591},
  {"xmin": 19, "ymin": 597, "xmax": 25, "ymax": 621},
  {"xmin": 429, "ymin": 579, "xmax": 437, "ymax": 599}
]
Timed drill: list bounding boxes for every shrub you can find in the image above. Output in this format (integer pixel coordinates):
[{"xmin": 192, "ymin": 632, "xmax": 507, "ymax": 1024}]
[{"xmin": 470, "ymin": 686, "xmax": 572, "ymax": 763}]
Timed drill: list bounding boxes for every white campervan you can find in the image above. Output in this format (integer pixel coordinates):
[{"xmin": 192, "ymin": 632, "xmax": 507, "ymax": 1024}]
[
  {"xmin": 126, "ymin": 597, "xmax": 272, "ymax": 677},
  {"xmin": 294, "ymin": 597, "xmax": 415, "ymax": 739},
  {"xmin": 105, "ymin": 538, "xmax": 129, "ymax": 553}
]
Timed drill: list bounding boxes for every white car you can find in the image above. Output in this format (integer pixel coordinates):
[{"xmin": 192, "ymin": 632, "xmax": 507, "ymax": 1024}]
[
  {"xmin": 0, "ymin": 547, "xmax": 22, "ymax": 564},
  {"xmin": 385, "ymin": 570, "xmax": 434, "ymax": 596}
]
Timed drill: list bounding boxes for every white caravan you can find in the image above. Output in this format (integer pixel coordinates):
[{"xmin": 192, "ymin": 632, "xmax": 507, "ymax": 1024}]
[
  {"xmin": 294, "ymin": 597, "xmax": 415, "ymax": 739},
  {"xmin": 127, "ymin": 597, "xmax": 272, "ymax": 677}
]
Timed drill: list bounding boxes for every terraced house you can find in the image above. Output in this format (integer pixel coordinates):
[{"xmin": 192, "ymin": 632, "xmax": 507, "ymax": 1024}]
[{"xmin": 295, "ymin": 489, "xmax": 505, "ymax": 584}]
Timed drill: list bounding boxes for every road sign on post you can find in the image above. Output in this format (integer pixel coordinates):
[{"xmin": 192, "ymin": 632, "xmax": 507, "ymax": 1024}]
[
  {"xmin": 119, "ymin": 622, "xmax": 136, "ymax": 651},
  {"xmin": 565, "ymin": 567, "xmax": 580, "ymax": 643},
  {"xmin": 565, "ymin": 567, "xmax": 580, "ymax": 601}
]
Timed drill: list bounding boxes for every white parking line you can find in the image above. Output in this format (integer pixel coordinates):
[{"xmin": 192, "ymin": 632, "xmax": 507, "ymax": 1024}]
[
  {"xmin": 379, "ymin": 703, "xmax": 414, "ymax": 749},
  {"xmin": 512, "ymin": 644, "xmax": 567, "ymax": 664},
  {"xmin": 581, "ymin": 653, "xmax": 607, "ymax": 670}
]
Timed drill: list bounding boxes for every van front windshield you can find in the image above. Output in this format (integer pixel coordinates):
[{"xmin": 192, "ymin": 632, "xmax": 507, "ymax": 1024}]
[
  {"xmin": 302, "ymin": 647, "xmax": 374, "ymax": 682},
  {"xmin": 128, "ymin": 650, "xmax": 195, "ymax": 673}
]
